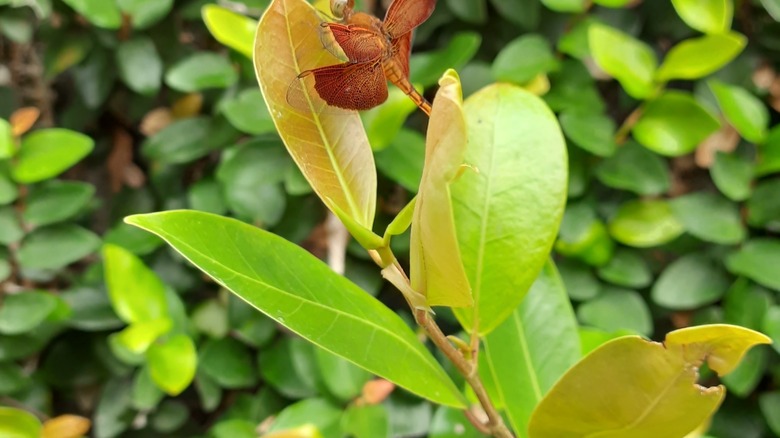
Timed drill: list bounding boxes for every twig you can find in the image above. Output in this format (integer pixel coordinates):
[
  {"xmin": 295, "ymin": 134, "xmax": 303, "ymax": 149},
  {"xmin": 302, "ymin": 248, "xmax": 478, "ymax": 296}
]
[{"xmin": 614, "ymin": 105, "xmax": 644, "ymax": 145}]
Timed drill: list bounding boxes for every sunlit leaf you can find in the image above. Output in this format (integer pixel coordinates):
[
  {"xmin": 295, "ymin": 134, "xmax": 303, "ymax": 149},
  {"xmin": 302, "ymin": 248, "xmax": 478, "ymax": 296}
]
[
  {"xmin": 656, "ymin": 32, "xmax": 746, "ymax": 81},
  {"xmin": 608, "ymin": 199, "xmax": 684, "ymax": 248},
  {"xmin": 671, "ymin": 0, "xmax": 733, "ymax": 33},
  {"xmin": 126, "ymin": 211, "xmax": 466, "ymax": 407},
  {"xmin": 709, "ymin": 80, "xmax": 769, "ymax": 144},
  {"xmin": 254, "ymin": 0, "xmax": 377, "ymax": 231},
  {"xmin": 202, "ymin": 4, "xmax": 257, "ymax": 59},
  {"xmin": 0, "ymin": 407, "xmax": 41, "ymax": 438},
  {"xmin": 41, "ymin": 415, "xmax": 91, "ymax": 438},
  {"xmin": 103, "ymin": 243, "xmax": 168, "ymax": 324},
  {"xmin": 410, "ymin": 70, "xmax": 471, "ymax": 308},
  {"xmin": 146, "ymin": 334, "xmax": 197, "ymax": 396},
  {"xmin": 61, "ymin": 0, "xmax": 121, "ymax": 29},
  {"xmin": 452, "ymin": 83, "xmax": 567, "ymax": 335},
  {"xmin": 12, "ymin": 128, "xmax": 94, "ymax": 183},
  {"xmin": 588, "ymin": 23, "xmax": 657, "ymax": 99},
  {"xmin": 529, "ymin": 325, "xmax": 771, "ymax": 437}
]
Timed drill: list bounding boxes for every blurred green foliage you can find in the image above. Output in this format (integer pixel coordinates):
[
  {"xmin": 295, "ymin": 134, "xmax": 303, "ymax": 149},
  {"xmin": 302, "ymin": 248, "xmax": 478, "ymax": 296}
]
[{"xmin": 0, "ymin": 0, "xmax": 779, "ymax": 436}]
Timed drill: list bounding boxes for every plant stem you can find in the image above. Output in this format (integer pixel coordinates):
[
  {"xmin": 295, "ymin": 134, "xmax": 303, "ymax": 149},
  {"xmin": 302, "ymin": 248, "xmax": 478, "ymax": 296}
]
[
  {"xmin": 415, "ymin": 309, "xmax": 514, "ymax": 438},
  {"xmin": 614, "ymin": 105, "xmax": 644, "ymax": 145}
]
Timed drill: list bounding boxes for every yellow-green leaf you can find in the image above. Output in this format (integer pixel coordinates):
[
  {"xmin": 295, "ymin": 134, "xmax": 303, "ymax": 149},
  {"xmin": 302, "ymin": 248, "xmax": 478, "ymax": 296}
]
[
  {"xmin": 253, "ymin": 0, "xmax": 376, "ymax": 230},
  {"xmin": 671, "ymin": 0, "xmax": 733, "ymax": 34},
  {"xmin": 452, "ymin": 84, "xmax": 567, "ymax": 335},
  {"xmin": 410, "ymin": 70, "xmax": 472, "ymax": 308},
  {"xmin": 656, "ymin": 32, "xmax": 746, "ymax": 82},
  {"xmin": 202, "ymin": 5, "xmax": 257, "ymax": 59},
  {"xmin": 528, "ymin": 324, "xmax": 771, "ymax": 438},
  {"xmin": 146, "ymin": 334, "xmax": 197, "ymax": 396},
  {"xmin": 588, "ymin": 23, "xmax": 657, "ymax": 99}
]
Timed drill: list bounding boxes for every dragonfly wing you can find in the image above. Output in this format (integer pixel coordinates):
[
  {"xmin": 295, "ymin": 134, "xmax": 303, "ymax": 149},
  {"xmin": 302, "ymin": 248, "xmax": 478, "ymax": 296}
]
[
  {"xmin": 310, "ymin": 60, "xmax": 389, "ymax": 111},
  {"xmin": 391, "ymin": 31, "xmax": 412, "ymax": 79},
  {"xmin": 384, "ymin": 0, "xmax": 436, "ymax": 37},
  {"xmin": 325, "ymin": 23, "xmax": 385, "ymax": 62}
]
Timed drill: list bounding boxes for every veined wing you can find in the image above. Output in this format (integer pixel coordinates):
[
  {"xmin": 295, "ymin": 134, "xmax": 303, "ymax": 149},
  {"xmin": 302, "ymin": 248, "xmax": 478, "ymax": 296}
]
[
  {"xmin": 384, "ymin": 0, "xmax": 436, "ymax": 37},
  {"xmin": 307, "ymin": 59, "xmax": 389, "ymax": 111},
  {"xmin": 326, "ymin": 23, "xmax": 385, "ymax": 62}
]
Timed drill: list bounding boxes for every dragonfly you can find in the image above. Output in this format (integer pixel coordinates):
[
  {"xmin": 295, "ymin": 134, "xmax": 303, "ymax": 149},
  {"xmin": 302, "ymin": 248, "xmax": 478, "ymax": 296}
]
[{"xmin": 292, "ymin": 0, "xmax": 436, "ymax": 116}]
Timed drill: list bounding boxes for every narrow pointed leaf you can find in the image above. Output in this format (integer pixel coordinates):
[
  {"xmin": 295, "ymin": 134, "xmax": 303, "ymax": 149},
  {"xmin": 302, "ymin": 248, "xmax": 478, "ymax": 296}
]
[
  {"xmin": 452, "ymin": 83, "xmax": 567, "ymax": 335},
  {"xmin": 253, "ymin": 0, "xmax": 376, "ymax": 229},
  {"xmin": 588, "ymin": 23, "xmax": 657, "ymax": 99},
  {"xmin": 529, "ymin": 324, "xmax": 770, "ymax": 438},
  {"xmin": 126, "ymin": 210, "xmax": 465, "ymax": 407},
  {"xmin": 410, "ymin": 70, "xmax": 472, "ymax": 308},
  {"xmin": 482, "ymin": 261, "xmax": 580, "ymax": 437}
]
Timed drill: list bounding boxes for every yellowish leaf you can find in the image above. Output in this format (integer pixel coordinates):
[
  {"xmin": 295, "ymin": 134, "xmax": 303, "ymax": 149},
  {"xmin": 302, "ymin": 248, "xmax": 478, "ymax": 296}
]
[
  {"xmin": 10, "ymin": 107, "xmax": 40, "ymax": 137},
  {"xmin": 264, "ymin": 425, "xmax": 323, "ymax": 438},
  {"xmin": 41, "ymin": 415, "xmax": 91, "ymax": 438},
  {"xmin": 253, "ymin": 0, "xmax": 376, "ymax": 230},
  {"xmin": 528, "ymin": 324, "xmax": 771, "ymax": 438},
  {"xmin": 410, "ymin": 70, "xmax": 472, "ymax": 308}
]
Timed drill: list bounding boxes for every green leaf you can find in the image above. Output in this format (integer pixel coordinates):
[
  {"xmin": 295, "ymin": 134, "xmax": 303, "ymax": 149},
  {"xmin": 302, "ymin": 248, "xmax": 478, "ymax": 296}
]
[
  {"xmin": 757, "ymin": 126, "xmax": 780, "ymax": 176},
  {"xmin": 482, "ymin": 261, "xmax": 580, "ymax": 435},
  {"xmin": 0, "ymin": 173, "xmax": 17, "ymax": 205},
  {"xmin": 596, "ymin": 141, "xmax": 670, "ymax": 195},
  {"xmin": 0, "ymin": 118, "xmax": 13, "ymax": 159},
  {"xmin": 132, "ymin": 366, "xmax": 165, "ymax": 411},
  {"xmin": 0, "ymin": 407, "xmax": 41, "ymax": 438},
  {"xmin": 445, "ymin": 0, "xmax": 487, "ymax": 24},
  {"xmin": 126, "ymin": 210, "xmax": 465, "ymax": 407},
  {"xmin": 202, "ymin": 5, "xmax": 257, "ymax": 58},
  {"xmin": 608, "ymin": 199, "xmax": 684, "ymax": 248},
  {"xmin": 0, "ymin": 206, "xmax": 23, "ymax": 245},
  {"xmin": 316, "ymin": 348, "xmax": 371, "ymax": 402},
  {"xmin": 61, "ymin": 0, "xmax": 121, "ymax": 28},
  {"xmin": 410, "ymin": 71, "xmax": 471, "ymax": 309},
  {"xmin": 117, "ymin": 0, "xmax": 173, "ymax": 29},
  {"xmin": 18, "ymin": 224, "xmax": 100, "ymax": 270},
  {"xmin": 343, "ymin": 405, "xmax": 389, "ymax": 438},
  {"xmin": 726, "ymin": 239, "xmax": 780, "ymax": 291},
  {"xmin": 102, "ymin": 243, "xmax": 168, "ymax": 324},
  {"xmin": 0, "ymin": 291, "xmax": 59, "ymax": 335},
  {"xmin": 559, "ymin": 110, "xmax": 617, "ymax": 157},
  {"xmin": 555, "ymin": 202, "xmax": 614, "ymax": 267},
  {"xmin": 632, "ymin": 91, "xmax": 720, "ymax": 156},
  {"xmin": 588, "ymin": 23, "xmax": 657, "ymax": 99},
  {"xmin": 43, "ymin": 34, "xmax": 92, "ymax": 79},
  {"xmin": 712, "ymin": 151, "xmax": 753, "ymax": 201},
  {"xmin": 112, "ymin": 317, "xmax": 172, "ymax": 354},
  {"xmin": 652, "ymin": 253, "xmax": 730, "ymax": 309},
  {"xmin": 657, "ymin": 32, "xmax": 745, "ymax": 82},
  {"xmin": 452, "ymin": 83, "xmax": 567, "ymax": 335},
  {"xmin": 361, "ymin": 87, "xmax": 418, "ymax": 152},
  {"xmin": 670, "ymin": 192, "xmax": 745, "ymax": 244},
  {"xmin": 258, "ymin": 337, "xmax": 320, "ymax": 399},
  {"xmin": 23, "ymin": 180, "xmax": 94, "ymax": 227},
  {"xmin": 199, "ymin": 338, "xmax": 257, "ymax": 389},
  {"xmin": 254, "ymin": 0, "xmax": 377, "ymax": 230},
  {"xmin": 12, "ymin": 128, "xmax": 94, "ymax": 183},
  {"xmin": 723, "ymin": 278, "xmax": 771, "ymax": 331},
  {"xmin": 492, "ymin": 34, "xmax": 558, "ymax": 84},
  {"xmin": 529, "ymin": 325, "xmax": 770, "ymax": 437},
  {"xmin": 220, "ymin": 88, "xmax": 275, "ymax": 135},
  {"xmin": 410, "ymin": 32, "xmax": 482, "ymax": 88},
  {"xmin": 578, "ymin": 287, "xmax": 653, "ymax": 335},
  {"xmin": 558, "ymin": 259, "xmax": 601, "ymax": 301},
  {"xmin": 541, "ymin": 0, "xmax": 587, "ymax": 12},
  {"xmin": 709, "ymin": 80, "xmax": 769, "ymax": 143},
  {"xmin": 192, "ymin": 299, "xmax": 229, "ymax": 338},
  {"xmin": 488, "ymin": 0, "xmax": 539, "ymax": 29},
  {"xmin": 146, "ymin": 334, "xmax": 197, "ymax": 396},
  {"xmin": 747, "ymin": 179, "xmax": 780, "ymax": 230},
  {"xmin": 116, "ymin": 37, "xmax": 162, "ymax": 96},
  {"xmin": 761, "ymin": 0, "xmax": 780, "ymax": 20},
  {"xmin": 762, "ymin": 307, "xmax": 780, "ymax": 355},
  {"xmin": 188, "ymin": 178, "xmax": 227, "ymax": 215},
  {"xmin": 671, "ymin": 0, "xmax": 733, "ymax": 33},
  {"xmin": 760, "ymin": 391, "xmax": 780, "ymax": 436},
  {"xmin": 268, "ymin": 399, "xmax": 341, "ymax": 437},
  {"xmin": 165, "ymin": 53, "xmax": 238, "ymax": 92},
  {"xmin": 597, "ymin": 248, "xmax": 651, "ymax": 288},
  {"xmin": 142, "ymin": 116, "xmax": 240, "ymax": 165},
  {"xmin": 375, "ymin": 129, "xmax": 425, "ymax": 192}
]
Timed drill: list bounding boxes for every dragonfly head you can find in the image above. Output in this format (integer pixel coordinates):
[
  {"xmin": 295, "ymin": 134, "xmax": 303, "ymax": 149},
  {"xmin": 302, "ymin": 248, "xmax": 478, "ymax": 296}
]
[{"xmin": 330, "ymin": 0, "xmax": 355, "ymax": 20}]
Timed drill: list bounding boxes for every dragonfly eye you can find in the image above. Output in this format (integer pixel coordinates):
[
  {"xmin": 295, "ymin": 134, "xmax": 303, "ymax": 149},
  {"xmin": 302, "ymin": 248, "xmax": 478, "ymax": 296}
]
[{"xmin": 330, "ymin": 0, "xmax": 354, "ymax": 19}]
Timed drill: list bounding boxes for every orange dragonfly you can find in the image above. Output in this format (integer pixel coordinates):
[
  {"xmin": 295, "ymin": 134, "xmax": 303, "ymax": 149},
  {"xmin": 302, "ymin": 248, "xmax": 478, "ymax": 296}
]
[{"xmin": 294, "ymin": 0, "xmax": 436, "ymax": 116}]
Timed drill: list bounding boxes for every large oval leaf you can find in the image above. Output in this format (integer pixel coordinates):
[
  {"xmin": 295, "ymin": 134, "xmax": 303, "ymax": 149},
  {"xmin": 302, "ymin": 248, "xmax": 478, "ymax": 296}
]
[
  {"xmin": 253, "ymin": 0, "xmax": 376, "ymax": 230},
  {"xmin": 452, "ymin": 84, "xmax": 567, "ymax": 335},
  {"xmin": 529, "ymin": 325, "xmax": 771, "ymax": 437},
  {"xmin": 126, "ymin": 211, "xmax": 465, "ymax": 407},
  {"xmin": 482, "ymin": 260, "xmax": 580, "ymax": 437},
  {"xmin": 410, "ymin": 70, "xmax": 472, "ymax": 308}
]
